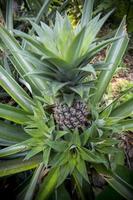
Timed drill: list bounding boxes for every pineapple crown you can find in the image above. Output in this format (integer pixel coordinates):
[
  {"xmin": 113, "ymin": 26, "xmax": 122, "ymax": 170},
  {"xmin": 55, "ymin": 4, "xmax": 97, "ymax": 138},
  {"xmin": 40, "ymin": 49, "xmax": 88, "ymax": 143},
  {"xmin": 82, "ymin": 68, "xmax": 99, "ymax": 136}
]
[
  {"xmin": 16, "ymin": 8, "xmax": 115, "ymax": 71},
  {"xmin": 25, "ymin": 10, "xmax": 113, "ymax": 67},
  {"xmin": 14, "ymin": 3, "xmax": 118, "ymax": 102}
]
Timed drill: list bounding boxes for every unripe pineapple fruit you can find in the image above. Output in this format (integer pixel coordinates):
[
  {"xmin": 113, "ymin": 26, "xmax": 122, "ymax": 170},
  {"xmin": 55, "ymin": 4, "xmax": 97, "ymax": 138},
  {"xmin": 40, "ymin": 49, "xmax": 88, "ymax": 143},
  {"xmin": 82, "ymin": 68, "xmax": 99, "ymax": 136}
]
[{"xmin": 53, "ymin": 101, "xmax": 89, "ymax": 129}]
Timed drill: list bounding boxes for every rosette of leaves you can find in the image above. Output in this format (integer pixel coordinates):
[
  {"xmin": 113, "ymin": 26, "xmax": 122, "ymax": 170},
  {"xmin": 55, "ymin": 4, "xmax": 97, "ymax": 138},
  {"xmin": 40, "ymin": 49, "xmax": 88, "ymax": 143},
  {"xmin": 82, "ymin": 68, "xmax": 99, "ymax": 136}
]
[{"xmin": 0, "ymin": 0, "xmax": 133, "ymax": 200}]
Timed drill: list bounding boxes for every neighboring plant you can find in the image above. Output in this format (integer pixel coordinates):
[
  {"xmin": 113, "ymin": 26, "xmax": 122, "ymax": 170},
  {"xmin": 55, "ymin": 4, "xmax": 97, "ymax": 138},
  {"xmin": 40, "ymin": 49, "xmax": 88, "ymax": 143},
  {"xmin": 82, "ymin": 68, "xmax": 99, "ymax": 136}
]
[
  {"xmin": 94, "ymin": 0, "xmax": 133, "ymax": 32},
  {"xmin": 0, "ymin": 1, "xmax": 133, "ymax": 200}
]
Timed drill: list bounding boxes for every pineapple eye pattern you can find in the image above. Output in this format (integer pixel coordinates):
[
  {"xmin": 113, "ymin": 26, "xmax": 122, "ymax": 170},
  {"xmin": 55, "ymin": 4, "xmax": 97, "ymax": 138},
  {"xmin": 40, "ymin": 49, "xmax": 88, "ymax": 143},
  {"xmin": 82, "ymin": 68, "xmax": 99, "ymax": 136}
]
[{"xmin": 53, "ymin": 101, "xmax": 89, "ymax": 129}]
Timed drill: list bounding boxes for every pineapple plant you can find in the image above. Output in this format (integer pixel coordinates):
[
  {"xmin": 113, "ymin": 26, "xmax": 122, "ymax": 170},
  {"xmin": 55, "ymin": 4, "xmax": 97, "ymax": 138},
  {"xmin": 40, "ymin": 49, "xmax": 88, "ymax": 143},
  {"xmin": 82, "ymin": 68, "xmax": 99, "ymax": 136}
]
[
  {"xmin": 0, "ymin": 0, "xmax": 133, "ymax": 200},
  {"xmin": 14, "ymin": 1, "xmax": 120, "ymax": 130}
]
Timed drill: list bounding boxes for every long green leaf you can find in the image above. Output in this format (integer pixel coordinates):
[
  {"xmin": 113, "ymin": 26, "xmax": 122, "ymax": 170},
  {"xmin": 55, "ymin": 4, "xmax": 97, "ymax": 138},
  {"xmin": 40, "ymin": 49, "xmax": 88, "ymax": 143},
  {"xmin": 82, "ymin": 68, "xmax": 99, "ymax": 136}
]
[
  {"xmin": 22, "ymin": 0, "xmax": 52, "ymax": 49},
  {"xmin": 66, "ymin": 27, "xmax": 85, "ymax": 63},
  {"xmin": 0, "ymin": 139, "xmax": 13, "ymax": 146},
  {"xmin": 24, "ymin": 163, "xmax": 44, "ymax": 200},
  {"xmin": 0, "ymin": 103, "xmax": 31, "ymax": 124},
  {"xmin": 82, "ymin": 10, "xmax": 114, "ymax": 55},
  {"xmin": 35, "ymin": 167, "xmax": 59, "ymax": 200},
  {"xmin": 0, "ymin": 26, "xmax": 46, "ymax": 94},
  {"xmin": 82, "ymin": 36, "xmax": 123, "ymax": 66},
  {"xmin": 79, "ymin": 147, "xmax": 106, "ymax": 163},
  {"xmin": 34, "ymin": 0, "xmax": 52, "ymax": 25},
  {"xmin": 105, "ymin": 174, "xmax": 133, "ymax": 200},
  {"xmin": 0, "ymin": 155, "xmax": 42, "ymax": 177},
  {"xmin": 6, "ymin": 0, "xmax": 13, "ymax": 33},
  {"xmin": 110, "ymin": 98, "xmax": 133, "ymax": 118},
  {"xmin": 92, "ymin": 16, "xmax": 129, "ymax": 104},
  {"xmin": 81, "ymin": 0, "xmax": 94, "ymax": 27},
  {"xmin": 96, "ymin": 166, "xmax": 133, "ymax": 200},
  {"xmin": 95, "ymin": 165, "xmax": 133, "ymax": 200},
  {"xmin": 26, "ymin": 0, "xmax": 52, "ymax": 36},
  {"xmin": 76, "ymin": 157, "xmax": 89, "ymax": 183},
  {"xmin": 54, "ymin": 184, "xmax": 71, "ymax": 200},
  {"xmin": 14, "ymin": 29, "xmax": 57, "ymax": 56},
  {"xmin": 0, "ymin": 65, "xmax": 33, "ymax": 112},
  {"xmin": 116, "ymin": 119, "xmax": 133, "ymax": 131},
  {"xmin": 0, "ymin": 143, "xmax": 29, "ymax": 157},
  {"xmin": 0, "ymin": 120, "xmax": 29, "ymax": 144},
  {"xmin": 72, "ymin": 169, "xmax": 86, "ymax": 200}
]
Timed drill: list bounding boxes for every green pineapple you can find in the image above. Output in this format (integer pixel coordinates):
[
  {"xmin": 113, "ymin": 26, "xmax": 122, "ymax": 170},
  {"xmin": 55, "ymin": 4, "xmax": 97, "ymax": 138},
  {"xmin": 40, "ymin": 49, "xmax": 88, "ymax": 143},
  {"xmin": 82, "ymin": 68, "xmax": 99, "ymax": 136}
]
[
  {"xmin": 14, "ymin": 2, "xmax": 118, "ymax": 129},
  {"xmin": 53, "ymin": 101, "xmax": 89, "ymax": 129}
]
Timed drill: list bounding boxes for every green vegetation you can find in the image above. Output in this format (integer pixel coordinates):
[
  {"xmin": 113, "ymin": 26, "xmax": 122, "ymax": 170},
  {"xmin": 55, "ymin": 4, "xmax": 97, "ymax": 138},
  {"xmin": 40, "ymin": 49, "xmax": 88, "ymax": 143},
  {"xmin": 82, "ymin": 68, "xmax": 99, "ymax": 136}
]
[{"xmin": 0, "ymin": 0, "xmax": 133, "ymax": 199}]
